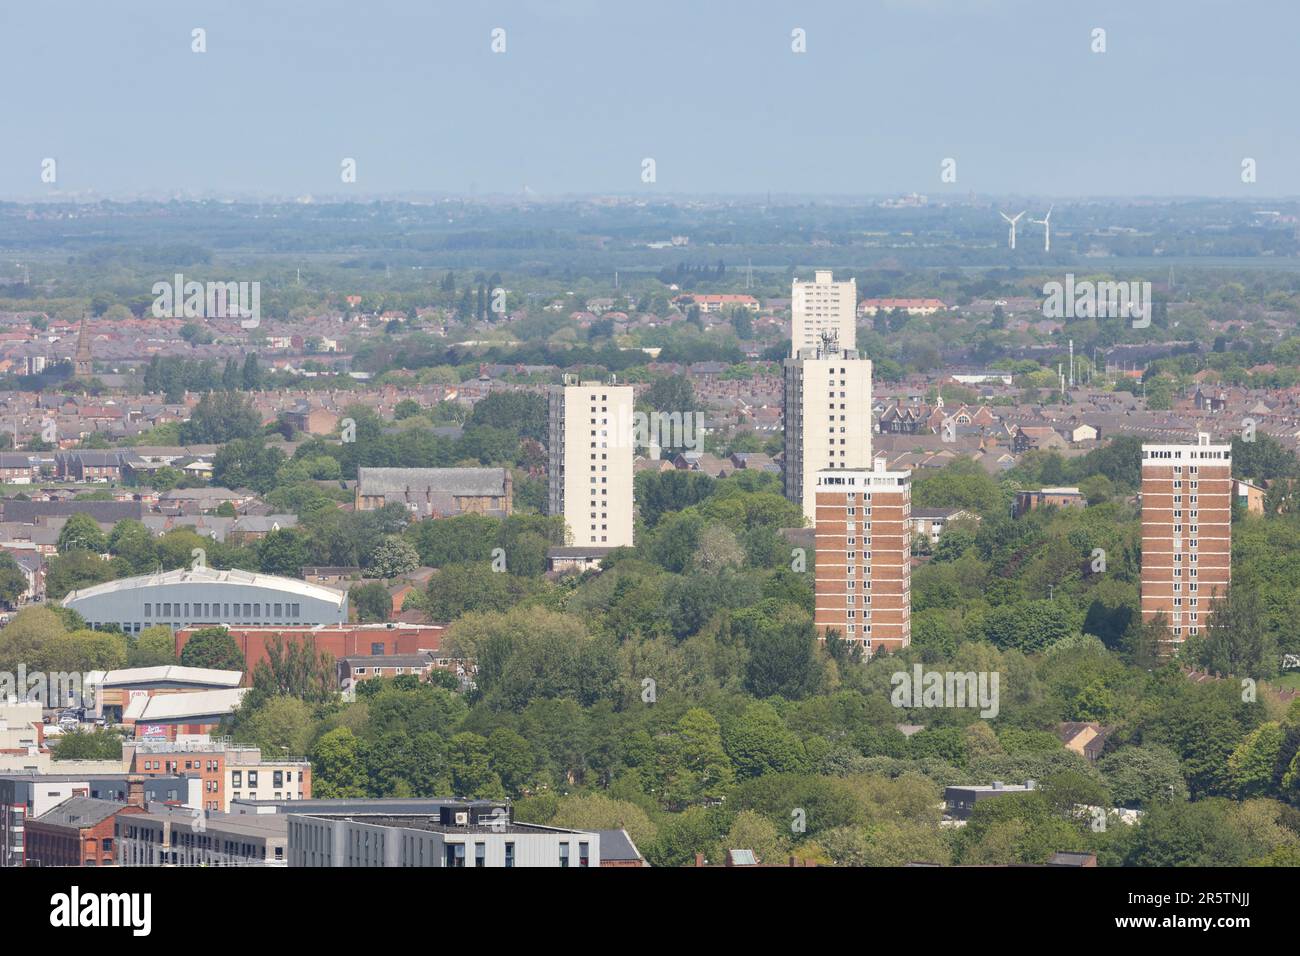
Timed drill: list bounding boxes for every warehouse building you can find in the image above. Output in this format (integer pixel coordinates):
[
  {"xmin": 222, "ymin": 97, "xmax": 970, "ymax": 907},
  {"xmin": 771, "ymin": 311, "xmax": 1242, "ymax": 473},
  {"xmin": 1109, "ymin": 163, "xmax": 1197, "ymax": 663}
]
[
  {"xmin": 173, "ymin": 622, "xmax": 446, "ymax": 683},
  {"xmin": 84, "ymin": 665, "xmax": 244, "ymax": 723},
  {"xmin": 61, "ymin": 566, "xmax": 348, "ymax": 634},
  {"xmin": 124, "ymin": 688, "xmax": 250, "ymax": 741}
]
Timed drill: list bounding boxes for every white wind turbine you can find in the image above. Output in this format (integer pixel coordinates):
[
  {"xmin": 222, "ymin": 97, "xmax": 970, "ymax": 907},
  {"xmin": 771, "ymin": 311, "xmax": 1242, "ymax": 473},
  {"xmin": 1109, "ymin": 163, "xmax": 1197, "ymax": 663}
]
[
  {"xmin": 1000, "ymin": 210, "xmax": 1025, "ymax": 250},
  {"xmin": 1030, "ymin": 205, "xmax": 1053, "ymax": 252}
]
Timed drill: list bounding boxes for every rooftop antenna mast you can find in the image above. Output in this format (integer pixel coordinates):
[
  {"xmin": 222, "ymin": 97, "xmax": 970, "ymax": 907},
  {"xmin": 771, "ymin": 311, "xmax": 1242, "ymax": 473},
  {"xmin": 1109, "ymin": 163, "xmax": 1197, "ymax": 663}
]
[{"xmin": 819, "ymin": 328, "xmax": 839, "ymax": 358}]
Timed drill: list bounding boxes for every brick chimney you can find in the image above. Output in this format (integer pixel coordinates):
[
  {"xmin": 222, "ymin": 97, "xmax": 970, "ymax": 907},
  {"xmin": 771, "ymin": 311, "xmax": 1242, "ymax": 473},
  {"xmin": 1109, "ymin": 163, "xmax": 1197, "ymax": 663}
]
[{"xmin": 126, "ymin": 775, "xmax": 145, "ymax": 808}]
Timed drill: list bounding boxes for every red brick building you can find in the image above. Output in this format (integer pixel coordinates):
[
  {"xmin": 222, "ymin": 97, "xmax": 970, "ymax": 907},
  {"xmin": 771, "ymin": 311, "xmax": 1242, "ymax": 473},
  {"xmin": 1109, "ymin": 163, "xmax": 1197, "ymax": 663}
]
[
  {"xmin": 1012, "ymin": 486, "xmax": 1086, "ymax": 518},
  {"xmin": 125, "ymin": 739, "xmax": 311, "ymax": 812},
  {"xmin": 1140, "ymin": 434, "xmax": 1232, "ymax": 646},
  {"xmin": 23, "ymin": 790, "xmax": 146, "ymax": 867},
  {"xmin": 174, "ymin": 623, "xmax": 446, "ymax": 683},
  {"xmin": 338, "ymin": 652, "xmax": 439, "ymax": 692},
  {"xmin": 813, "ymin": 461, "xmax": 912, "ymax": 654}
]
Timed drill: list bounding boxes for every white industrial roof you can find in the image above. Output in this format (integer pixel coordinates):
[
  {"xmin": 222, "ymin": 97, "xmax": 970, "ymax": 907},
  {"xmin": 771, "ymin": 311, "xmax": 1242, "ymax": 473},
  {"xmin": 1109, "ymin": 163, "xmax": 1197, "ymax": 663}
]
[
  {"xmin": 128, "ymin": 688, "xmax": 249, "ymax": 722},
  {"xmin": 95, "ymin": 666, "xmax": 243, "ymax": 689},
  {"xmin": 62, "ymin": 566, "xmax": 346, "ymax": 607}
]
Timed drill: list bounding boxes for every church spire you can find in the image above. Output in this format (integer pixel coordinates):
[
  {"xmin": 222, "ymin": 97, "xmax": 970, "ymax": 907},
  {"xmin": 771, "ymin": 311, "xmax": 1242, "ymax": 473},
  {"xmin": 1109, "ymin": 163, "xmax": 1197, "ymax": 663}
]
[{"xmin": 74, "ymin": 315, "xmax": 93, "ymax": 377}]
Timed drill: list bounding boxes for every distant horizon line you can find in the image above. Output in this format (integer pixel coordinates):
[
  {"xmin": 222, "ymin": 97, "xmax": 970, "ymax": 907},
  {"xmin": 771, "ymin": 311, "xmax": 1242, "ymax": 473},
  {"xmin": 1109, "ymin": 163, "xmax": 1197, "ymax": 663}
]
[{"xmin": 1, "ymin": 191, "xmax": 1297, "ymax": 207}]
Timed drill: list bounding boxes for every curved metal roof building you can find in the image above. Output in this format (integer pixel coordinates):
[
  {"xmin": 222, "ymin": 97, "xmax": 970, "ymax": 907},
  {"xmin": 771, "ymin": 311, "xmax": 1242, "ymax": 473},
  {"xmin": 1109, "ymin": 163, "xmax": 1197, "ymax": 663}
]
[{"xmin": 62, "ymin": 567, "xmax": 349, "ymax": 633}]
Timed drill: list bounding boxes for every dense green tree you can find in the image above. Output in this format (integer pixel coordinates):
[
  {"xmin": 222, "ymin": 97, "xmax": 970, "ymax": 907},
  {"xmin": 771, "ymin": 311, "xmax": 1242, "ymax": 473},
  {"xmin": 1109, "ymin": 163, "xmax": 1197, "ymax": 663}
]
[
  {"xmin": 447, "ymin": 732, "xmax": 505, "ymax": 798},
  {"xmin": 657, "ymin": 708, "xmax": 734, "ymax": 808},
  {"xmin": 53, "ymin": 728, "xmax": 123, "ymax": 761},
  {"xmin": 257, "ymin": 528, "xmax": 312, "ymax": 577},
  {"xmin": 405, "ymin": 514, "xmax": 499, "ymax": 566},
  {"xmin": 180, "ymin": 391, "xmax": 261, "ymax": 444},
  {"xmin": 1098, "ymin": 745, "xmax": 1190, "ymax": 807},
  {"xmin": 635, "ymin": 471, "xmax": 715, "ymax": 528},
  {"xmin": 486, "ymin": 727, "xmax": 537, "ymax": 797},
  {"xmin": 234, "ymin": 696, "xmax": 316, "ymax": 757},
  {"xmin": 350, "ymin": 582, "xmax": 392, "ymax": 622},
  {"xmin": 467, "ymin": 391, "xmax": 547, "ymax": 443},
  {"xmin": 179, "ymin": 626, "xmax": 245, "ymax": 671},
  {"xmin": 57, "ymin": 513, "xmax": 107, "ymax": 554},
  {"xmin": 722, "ymin": 702, "xmax": 808, "ymax": 779},
  {"xmin": 242, "ymin": 353, "xmax": 263, "ymax": 390},
  {"xmin": 550, "ymin": 793, "xmax": 658, "ymax": 852},
  {"xmin": 1185, "ymin": 583, "xmax": 1279, "ymax": 679},
  {"xmin": 393, "ymin": 398, "xmax": 423, "ymax": 420},
  {"xmin": 955, "ymin": 791, "xmax": 1086, "ymax": 866},
  {"xmin": 108, "ymin": 519, "xmax": 158, "ymax": 573},
  {"xmin": 644, "ymin": 374, "xmax": 698, "ymax": 415},
  {"xmin": 213, "ymin": 438, "xmax": 286, "ymax": 493},
  {"xmin": 734, "ymin": 600, "xmax": 822, "ymax": 699},
  {"xmin": 1125, "ymin": 798, "xmax": 1252, "ymax": 866},
  {"xmin": 45, "ymin": 551, "xmax": 120, "ymax": 600},
  {"xmin": 128, "ymin": 625, "xmax": 177, "ymax": 667},
  {"xmin": 978, "ymin": 600, "xmax": 1077, "ymax": 653},
  {"xmin": 311, "ymin": 727, "xmax": 368, "ymax": 798},
  {"xmin": 365, "ymin": 536, "xmax": 420, "ymax": 579},
  {"xmin": 0, "ymin": 551, "xmax": 29, "ymax": 606},
  {"xmin": 249, "ymin": 635, "xmax": 336, "ymax": 705},
  {"xmin": 1227, "ymin": 723, "xmax": 1285, "ymax": 798}
]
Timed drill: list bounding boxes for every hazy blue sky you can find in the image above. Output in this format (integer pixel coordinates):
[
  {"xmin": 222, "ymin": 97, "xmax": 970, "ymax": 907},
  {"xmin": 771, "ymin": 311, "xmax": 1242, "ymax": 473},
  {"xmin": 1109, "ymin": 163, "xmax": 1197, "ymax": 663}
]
[{"xmin": 1, "ymin": 0, "xmax": 1296, "ymax": 199}]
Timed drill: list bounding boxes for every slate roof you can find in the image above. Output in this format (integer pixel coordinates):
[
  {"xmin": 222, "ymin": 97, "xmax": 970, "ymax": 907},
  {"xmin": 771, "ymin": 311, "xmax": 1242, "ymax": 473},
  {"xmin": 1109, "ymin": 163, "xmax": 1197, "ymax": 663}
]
[
  {"xmin": 34, "ymin": 796, "xmax": 125, "ymax": 829},
  {"xmin": 2, "ymin": 500, "xmax": 144, "ymax": 524},
  {"xmin": 597, "ymin": 828, "xmax": 646, "ymax": 863},
  {"xmin": 357, "ymin": 467, "xmax": 508, "ymax": 497},
  {"xmin": 231, "ymin": 514, "xmax": 298, "ymax": 534}
]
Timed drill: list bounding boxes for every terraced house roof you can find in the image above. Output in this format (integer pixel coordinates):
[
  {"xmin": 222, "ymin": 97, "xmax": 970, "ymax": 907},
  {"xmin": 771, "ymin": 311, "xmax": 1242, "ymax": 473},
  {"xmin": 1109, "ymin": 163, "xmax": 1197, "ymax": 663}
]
[{"xmin": 357, "ymin": 467, "xmax": 508, "ymax": 497}]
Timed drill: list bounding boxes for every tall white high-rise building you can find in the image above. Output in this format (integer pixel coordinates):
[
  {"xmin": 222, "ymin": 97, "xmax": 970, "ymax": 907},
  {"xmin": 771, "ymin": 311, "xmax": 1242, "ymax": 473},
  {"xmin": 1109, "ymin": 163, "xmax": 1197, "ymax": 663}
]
[
  {"xmin": 547, "ymin": 376, "xmax": 635, "ymax": 548},
  {"xmin": 791, "ymin": 270, "xmax": 857, "ymax": 357},
  {"xmin": 783, "ymin": 335, "xmax": 873, "ymax": 525}
]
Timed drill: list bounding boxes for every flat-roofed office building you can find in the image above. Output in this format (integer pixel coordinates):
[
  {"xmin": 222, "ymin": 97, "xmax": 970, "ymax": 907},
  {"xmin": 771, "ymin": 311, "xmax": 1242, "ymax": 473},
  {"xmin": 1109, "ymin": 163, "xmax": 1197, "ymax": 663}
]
[
  {"xmin": 287, "ymin": 799, "xmax": 602, "ymax": 868},
  {"xmin": 116, "ymin": 805, "xmax": 289, "ymax": 867},
  {"xmin": 784, "ymin": 342, "xmax": 873, "ymax": 525},
  {"xmin": 791, "ymin": 270, "xmax": 857, "ymax": 357},
  {"xmin": 813, "ymin": 461, "xmax": 912, "ymax": 654},
  {"xmin": 547, "ymin": 376, "xmax": 634, "ymax": 548},
  {"xmin": 1140, "ymin": 433, "xmax": 1232, "ymax": 645}
]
